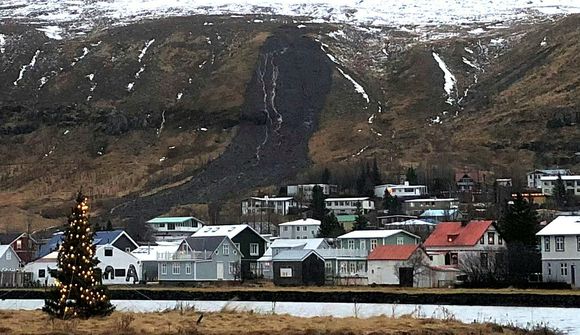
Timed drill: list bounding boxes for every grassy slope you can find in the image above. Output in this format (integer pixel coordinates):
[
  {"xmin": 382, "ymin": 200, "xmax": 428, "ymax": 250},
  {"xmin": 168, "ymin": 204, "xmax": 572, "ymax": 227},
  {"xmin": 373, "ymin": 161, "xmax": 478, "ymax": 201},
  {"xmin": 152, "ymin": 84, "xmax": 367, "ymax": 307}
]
[{"xmin": 0, "ymin": 310, "xmax": 555, "ymax": 335}]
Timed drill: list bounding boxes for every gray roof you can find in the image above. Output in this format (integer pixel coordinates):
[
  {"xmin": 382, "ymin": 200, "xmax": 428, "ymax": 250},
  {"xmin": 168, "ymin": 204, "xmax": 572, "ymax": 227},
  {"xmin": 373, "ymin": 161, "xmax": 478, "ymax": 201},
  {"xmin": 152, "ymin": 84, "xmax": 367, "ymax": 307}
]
[
  {"xmin": 0, "ymin": 233, "xmax": 23, "ymax": 245},
  {"xmin": 273, "ymin": 249, "xmax": 322, "ymax": 262},
  {"xmin": 147, "ymin": 216, "xmax": 202, "ymax": 224},
  {"xmin": 184, "ymin": 236, "xmax": 226, "ymax": 252}
]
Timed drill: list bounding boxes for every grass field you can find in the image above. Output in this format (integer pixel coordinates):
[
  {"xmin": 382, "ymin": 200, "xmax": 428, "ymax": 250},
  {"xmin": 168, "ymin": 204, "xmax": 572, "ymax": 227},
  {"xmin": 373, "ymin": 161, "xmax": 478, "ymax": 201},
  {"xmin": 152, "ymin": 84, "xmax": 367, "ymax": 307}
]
[{"xmin": 0, "ymin": 309, "xmax": 559, "ymax": 335}]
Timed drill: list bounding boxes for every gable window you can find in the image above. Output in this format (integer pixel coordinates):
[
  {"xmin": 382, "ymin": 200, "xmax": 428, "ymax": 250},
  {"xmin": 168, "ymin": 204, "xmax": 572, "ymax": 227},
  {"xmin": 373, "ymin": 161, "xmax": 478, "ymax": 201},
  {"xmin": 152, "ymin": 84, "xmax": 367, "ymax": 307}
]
[
  {"xmin": 172, "ymin": 263, "xmax": 180, "ymax": 275},
  {"xmin": 223, "ymin": 244, "xmax": 229, "ymax": 256},
  {"xmin": 348, "ymin": 240, "xmax": 355, "ymax": 249},
  {"xmin": 6, "ymin": 251, "xmax": 11, "ymax": 260},
  {"xmin": 280, "ymin": 267, "xmax": 293, "ymax": 277},
  {"xmin": 16, "ymin": 240, "xmax": 22, "ymax": 250},
  {"xmin": 125, "ymin": 247, "xmax": 131, "ymax": 253},
  {"xmin": 488, "ymin": 232, "xmax": 495, "ymax": 245},
  {"xmin": 561, "ymin": 263, "xmax": 568, "ymax": 276},
  {"xmin": 480, "ymin": 236, "xmax": 485, "ymax": 244},
  {"xmin": 544, "ymin": 237, "xmax": 550, "ymax": 252},
  {"xmin": 250, "ymin": 243, "xmax": 259, "ymax": 256},
  {"xmin": 185, "ymin": 263, "xmax": 191, "ymax": 275},
  {"xmin": 370, "ymin": 239, "xmax": 377, "ymax": 250},
  {"xmin": 104, "ymin": 248, "xmax": 113, "ymax": 257},
  {"xmin": 556, "ymin": 236, "xmax": 565, "ymax": 252},
  {"xmin": 161, "ymin": 263, "xmax": 167, "ymax": 275},
  {"xmin": 396, "ymin": 237, "xmax": 404, "ymax": 245}
]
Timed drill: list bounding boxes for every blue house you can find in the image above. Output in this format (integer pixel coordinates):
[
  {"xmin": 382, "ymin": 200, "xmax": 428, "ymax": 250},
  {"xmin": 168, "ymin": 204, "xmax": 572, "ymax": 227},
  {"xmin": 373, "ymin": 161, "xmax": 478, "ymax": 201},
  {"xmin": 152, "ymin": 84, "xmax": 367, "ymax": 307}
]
[{"xmin": 38, "ymin": 230, "xmax": 139, "ymax": 259}]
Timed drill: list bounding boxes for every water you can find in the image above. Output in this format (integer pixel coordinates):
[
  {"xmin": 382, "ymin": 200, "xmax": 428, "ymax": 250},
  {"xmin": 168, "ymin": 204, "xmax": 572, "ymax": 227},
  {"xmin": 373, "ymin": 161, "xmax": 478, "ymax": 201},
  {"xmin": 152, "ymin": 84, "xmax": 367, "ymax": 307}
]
[{"xmin": 0, "ymin": 299, "xmax": 577, "ymax": 334}]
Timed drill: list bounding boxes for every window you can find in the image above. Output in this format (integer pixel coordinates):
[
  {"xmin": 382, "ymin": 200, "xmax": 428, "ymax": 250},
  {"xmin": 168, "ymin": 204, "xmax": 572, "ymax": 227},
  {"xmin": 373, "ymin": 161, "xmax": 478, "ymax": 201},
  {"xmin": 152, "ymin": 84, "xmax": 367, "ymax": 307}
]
[
  {"xmin": 450, "ymin": 253, "xmax": 458, "ymax": 265},
  {"xmin": 480, "ymin": 253, "xmax": 488, "ymax": 267},
  {"xmin": 234, "ymin": 243, "xmax": 241, "ymax": 251},
  {"xmin": 114, "ymin": 269, "xmax": 126, "ymax": 277},
  {"xmin": 250, "ymin": 243, "xmax": 259, "ymax": 256},
  {"xmin": 396, "ymin": 237, "xmax": 404, "ymax": 245},
  {"xmin": 544, "ymin": 237, "xmax": 550, "ymax": 252},
  {"xmin": 167, "ymin": 223, "xmax": 175, "ymax": 230},
  {"xmin": 488, "ymin": 232, "xmax": 495, "ymax": 245},
  {"xmin": 283, "ymin": 226, "xmax": 288, "ymax": 231},
  {"xmin": 498, "ymin": 236, "xmax": 503, "ymax": 245},
  {"xmin": 185, "ymin": 263, "xmax": 191, "ymax": 275},
  {"xmin": 356, "ymin": 262, "xmax": 365, "ymax": 273},
  {"xmin": 480, "ymin": 236, "xmax": 485, "ymax": 244},
  {"xmin": 349, "ymin": 262, "xmax": 356, "ymax": 273},
  {"xmin": 577, "ymin": 236, "xmax": 580, "ymax": 252},
  {"xmin": 16, "ymin": 240, "xmax": 22, "ymax": 250},
  {"xmin": 303, "ymin": 236, "xmax": 308, "ymax": 239},
  {"xmin": 6, "ymin": 251, "xmax": 11, "ymax": 260},
  {"xmin": 556, "ymin": 236, "xmax": 565, "ymax": 252},
  {"xmin": 223, "ymin": 244, "xmax": 229, "ymax": 255},
  {"xmin": 339, "ymin": 261, "xmax": 347, "ymax": 274},
  {"xmin": 296, "ymin": 227, "xmax": 300, "ymax": 231},
  {"xmin": 229, "ymin": 262, "xmax": 237, "ymax": 274},
  {"xmin": 311, "ymin": 230, "xmax": 315, "ymax": 236},
  {"xmin": 172, "ymin": 263, "xmax": 180, "ymax": 275},
  {"xmin": 547, "ymin": 263, "xmax": 552, "ymax": 275},
  {"xmin": 325, "ymin": 261, "xmax": 332, "ymax": 274},
  {"xmin": 561, "ymin": 263, "xmax": 568, "ymax": 276},
  {"xmin": 125, "ymin": 247, "xmax": 131, "ymax": 252},
  {"xmin": 360, "ymin": 240, "xmax": 366, "ymax": 250},
  {"xmin": 161, "ymin": 263, "xmax": 167, "ymax": 275},
  {"xmin": 370, "ymin": 239, "xmax": 377, "ymax": 250},
  {"xmin": 348, "ymin": 240, "xmax": 355, "ymax": 249},
  {"xmin": 280, "ymin": 267, "xmax": 293, "ymax": 277},
  {"xmin": 104, "ymin": 248, "xmax": 113, "ymax": 257},
  {"xmin": 38, "ymin": 269, "xmax": 46, "ymax": 278}
]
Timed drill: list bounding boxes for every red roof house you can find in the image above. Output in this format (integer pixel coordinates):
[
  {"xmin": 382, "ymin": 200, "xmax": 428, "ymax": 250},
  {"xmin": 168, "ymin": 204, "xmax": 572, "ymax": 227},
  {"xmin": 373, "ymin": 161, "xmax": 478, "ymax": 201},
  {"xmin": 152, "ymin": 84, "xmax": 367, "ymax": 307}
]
[{"xmin": 368, "ymin": 244, "xmax": 422, "ymax": 261}]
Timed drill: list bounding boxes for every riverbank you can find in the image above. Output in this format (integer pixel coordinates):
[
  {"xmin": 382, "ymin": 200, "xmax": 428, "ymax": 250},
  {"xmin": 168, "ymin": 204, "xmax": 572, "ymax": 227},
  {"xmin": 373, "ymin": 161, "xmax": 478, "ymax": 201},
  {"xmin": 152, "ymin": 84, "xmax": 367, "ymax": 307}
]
[
  {"xmin": 0, "ymin": 309, "xmax": 559, "ymax": 335},
  {"xmin": 3, "ymin": 286, "xmax": 580, "ymax": 308}
]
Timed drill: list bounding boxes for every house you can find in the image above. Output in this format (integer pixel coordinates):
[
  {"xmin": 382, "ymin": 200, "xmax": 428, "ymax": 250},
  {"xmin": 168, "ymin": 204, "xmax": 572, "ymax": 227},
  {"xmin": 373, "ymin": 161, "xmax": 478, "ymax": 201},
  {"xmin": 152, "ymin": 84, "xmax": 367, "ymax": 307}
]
[
  {"xmin": 0, "ymin": 245, "xmax": 21, "ymax": 272},
  {"xmin": 536, "ymin": 216, "xmax": 580, "ymax": 287},
  {"xmin": 383, "ymin": 219, "xmax": 437, "ymax": 240},
  {"xmin": 26, "ymin": 244, "xmax": 141, "ymax": 285},
  {"xmin": 286, "ymin": 184, "xmax": 337, "ymax": 201},
  {"xmin": 424, "ymin": 220, "xmax": 505, "ymax": 268},
  {"xmin": 241, "ymin": 196, "xmax": 301, "ymax": 217},
  {"xmin": 403, "ymin": 198, "xmax": 459, "ymax": 217},
  {"xmin": 132, "ymin": 241, "xmax": 181, "ymax": 282},
  {"xmin": 540, "ymin": 175, "xmax": 580, "ymax": 196},
  {"xmin": 376, "ymin": 215, "xmax": 418, "ymax": 225},
  {"xmin": 192, "ymin": 224, "xmax": 267, "ymax": 279},
  {"xmin": 278, "ymin": 218, "xmax": 321, "ymax": 239},
  {"xmin": 455, "ymin": 170, "xmax": 486, "ymax": 192},
  {"xmin": 496, "ymin": 178, "xmax": 513, "ymax": 187},
  {"xmin": 318, "ymin": 248, "xmax": 369, "ymax": 285},
  {"xmin": 157, "ymin": 236, "xmax": 242, "ymax": 282},
  {"xmin": 258, "ymin": 238, "xmax": 328, "ymax": 279},
  {"xmin": 0, "ymin": 233, "xmax": 38, "ymax": 264},
  {"xmin": 38, "ymin": 230, "xmax": 139, "ymax": 259},
  {"xmin": 419, "ymin": 209, "xmax": 460, "ymax": 223},
  {"xmin": 146, "ymin": 216, "xmax": 204, "ymax": 241},
  {"xmin": 527, "ymin": 169, "xmax": 571, "ymax": 189},
  {"xmin": 325, "ymin": 197, "xmax": 375, "ymax": 215},
  {"xmin": 374, "ymin": 182, "xmax": 428, "ymax": 199},
  {"xmin": 337, "ymin": 230, "xmax": 420, "ymax": 253},
  {"xmin": 367, "ymin": 245, "xmax": 432, "ymax": 287},
  {"xmin": 272, "ymin": 249, "xmax": 325, "ymax": 286},
  {"xmin": 336, "ymin": 214, "xmax": 357, "ymax": 232}
]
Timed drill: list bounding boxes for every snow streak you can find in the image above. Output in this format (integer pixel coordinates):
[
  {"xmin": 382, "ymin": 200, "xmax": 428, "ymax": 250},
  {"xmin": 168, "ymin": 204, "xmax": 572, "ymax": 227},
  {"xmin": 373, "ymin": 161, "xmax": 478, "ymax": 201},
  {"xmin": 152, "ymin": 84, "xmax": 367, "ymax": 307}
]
[
  {"xmin": 13, "ymin": 49, "xmax": 40, "ymax": 86},
  {"xmin": 432, "ymin": 52, "xmax": 457, "ymax": 105},
  {"xmin": 0, "ymin": 34, "xmax": 6, "ymax": 54},
  {"xmin": 138, "ymin": 39, "xmax": 155, "ymax": 63},
  {"xmin": 71, "ymin": 47, "xmax": 89, "ymax": 66}
]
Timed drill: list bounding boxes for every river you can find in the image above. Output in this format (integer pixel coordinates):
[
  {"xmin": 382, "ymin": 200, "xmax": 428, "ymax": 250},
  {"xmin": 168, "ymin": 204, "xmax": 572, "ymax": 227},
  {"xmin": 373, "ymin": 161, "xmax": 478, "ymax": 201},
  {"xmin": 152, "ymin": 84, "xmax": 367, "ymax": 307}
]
[{"xmin": 0, "ymin": 299, "xmax": 576, "ymax": 334}]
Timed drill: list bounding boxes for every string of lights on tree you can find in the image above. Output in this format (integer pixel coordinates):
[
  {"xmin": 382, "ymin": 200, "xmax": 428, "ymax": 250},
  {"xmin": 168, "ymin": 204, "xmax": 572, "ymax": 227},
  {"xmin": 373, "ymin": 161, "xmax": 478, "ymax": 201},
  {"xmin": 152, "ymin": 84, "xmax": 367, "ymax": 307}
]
[{"xmin": 43, "ymin": 192, "xmax": 115, "ymax": 318}]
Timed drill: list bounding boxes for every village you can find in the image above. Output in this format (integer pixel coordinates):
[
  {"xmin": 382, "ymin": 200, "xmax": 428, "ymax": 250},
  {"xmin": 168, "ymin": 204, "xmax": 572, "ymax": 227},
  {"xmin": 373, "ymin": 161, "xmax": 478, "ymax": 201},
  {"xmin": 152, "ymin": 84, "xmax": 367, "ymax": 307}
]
[{"xmin": 0, "ymin": 167, "xmax": 579, "ymax": 290}]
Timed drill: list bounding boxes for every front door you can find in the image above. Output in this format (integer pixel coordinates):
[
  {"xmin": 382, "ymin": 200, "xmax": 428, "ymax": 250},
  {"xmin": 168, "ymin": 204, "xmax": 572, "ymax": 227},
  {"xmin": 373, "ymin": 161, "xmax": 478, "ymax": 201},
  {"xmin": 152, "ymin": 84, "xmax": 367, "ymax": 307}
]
[
  {"xmin": 217, "ymin": 262, "xmax": 224, "ymax": 280},
  {"xmin": 399, "ymin": 267, "xmax": 414, "ymax": 287}
]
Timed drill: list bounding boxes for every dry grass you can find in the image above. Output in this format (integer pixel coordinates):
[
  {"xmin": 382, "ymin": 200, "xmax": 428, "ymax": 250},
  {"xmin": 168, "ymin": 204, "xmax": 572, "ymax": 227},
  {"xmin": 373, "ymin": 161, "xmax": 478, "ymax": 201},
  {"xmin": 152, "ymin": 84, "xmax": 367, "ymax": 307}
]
[{"xmin": 0, "ymin": 309, "xmax": 553, "ymax": 335}]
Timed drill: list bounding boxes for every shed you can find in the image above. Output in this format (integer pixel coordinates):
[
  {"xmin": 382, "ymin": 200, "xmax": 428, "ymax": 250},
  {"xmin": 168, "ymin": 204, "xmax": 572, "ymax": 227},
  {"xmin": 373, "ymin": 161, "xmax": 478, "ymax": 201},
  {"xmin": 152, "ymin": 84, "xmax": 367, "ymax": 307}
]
[{"xmin": 273, "ymin": 250, "xmax": 325, "ymax": 286}]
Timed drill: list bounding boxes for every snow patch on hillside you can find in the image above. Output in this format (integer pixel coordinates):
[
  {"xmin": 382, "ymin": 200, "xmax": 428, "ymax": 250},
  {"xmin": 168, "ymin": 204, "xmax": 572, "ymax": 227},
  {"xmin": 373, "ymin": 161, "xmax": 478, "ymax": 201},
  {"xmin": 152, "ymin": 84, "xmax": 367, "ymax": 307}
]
[
  {"xmin": 336, "ymin": 67, "xmax": 370, "ymax": 104},
  {"xmin": 13, "ymin": 50, "xmax": 40, "ymax": 86},
  {"xmin": 36, "ymin": 26, "xmax": 64, "ymax": 40},
  {"xmin": 138, "ymin": 39, "xmax": 155, "ymax": 63},
  {"xmin": 0, "ymin": 34, "xmax": 5, "ymax": 53},
  {"xmin": 432, "ymin": 52, "xmax": 457, "ymax": 105}
]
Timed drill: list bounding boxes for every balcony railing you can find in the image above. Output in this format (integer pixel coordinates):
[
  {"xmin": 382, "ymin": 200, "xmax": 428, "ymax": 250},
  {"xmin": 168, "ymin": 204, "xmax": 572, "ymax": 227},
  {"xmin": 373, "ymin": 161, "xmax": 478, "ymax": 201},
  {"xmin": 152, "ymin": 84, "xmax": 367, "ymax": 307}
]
[{"xmin": 156, "ymin": 250, "xmax": 213, "ymax": 261}]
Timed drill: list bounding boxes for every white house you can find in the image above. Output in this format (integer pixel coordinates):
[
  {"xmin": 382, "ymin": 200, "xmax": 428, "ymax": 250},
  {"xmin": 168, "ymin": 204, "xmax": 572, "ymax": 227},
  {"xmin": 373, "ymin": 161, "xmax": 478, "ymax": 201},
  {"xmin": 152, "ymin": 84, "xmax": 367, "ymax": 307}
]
[
  {"xmin": 540, "ymin": 175, "xmax": 580, "ymax": 196},
  {"xmin": 374, "ymin": 182, "xmax": 428, "ymax": 198},
  {"xmin": 286, "ymin": 184, "xmax": 337, "ymax": 200},
  {"xmin": 367, "ymin": 245, "xmax": 434, "ymax": 287},
  {"xmin": 258, "ymin": 238, "xmax": 329, "ymax": 279},
  {"xmin": 325, "ymin": 197, "xmax": 375, "ymax": 215},
  {"xmin": 278, "ymin": 218, "xmax": 321, "ymax": 239},
  {"xmin": 536, "ymin": 216, "xmax": 580, "ymax": 287},
  {"xmin": 403, "ymin": 198, "xmax": 459, "ymax": 216},
  {"xmin": 527, "ymin": 169, "xmax": 571, "ymax": 189},
  {"xmin": 241, "ymin": 196, "xmax": 300, "ymax": 216},
  {"xmin": 146, "ymin": 216, "xmax": 204, "ymax": 241},
  {"xmin": 337, "ymin": 230, "xmax": 421, "ymax": 253},
  {"xmin": 25, "ymin": 244, "xmax": 142, "ymax": 285}
]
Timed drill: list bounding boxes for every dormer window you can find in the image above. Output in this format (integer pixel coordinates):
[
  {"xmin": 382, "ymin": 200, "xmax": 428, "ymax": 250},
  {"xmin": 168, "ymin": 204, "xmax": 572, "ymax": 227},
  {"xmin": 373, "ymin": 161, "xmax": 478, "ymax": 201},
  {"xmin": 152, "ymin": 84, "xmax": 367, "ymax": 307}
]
[{"xmin": 447, "ymin": 234, "xmax": 458, "ymax": 243}]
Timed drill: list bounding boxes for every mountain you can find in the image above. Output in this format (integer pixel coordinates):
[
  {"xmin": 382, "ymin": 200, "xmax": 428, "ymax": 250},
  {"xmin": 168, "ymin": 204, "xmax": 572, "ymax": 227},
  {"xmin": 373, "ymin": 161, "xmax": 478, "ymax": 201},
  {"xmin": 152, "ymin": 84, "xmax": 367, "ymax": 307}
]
[{"xmin": 0, "ymin": 2, "xmax": 579, "ymax": 236}]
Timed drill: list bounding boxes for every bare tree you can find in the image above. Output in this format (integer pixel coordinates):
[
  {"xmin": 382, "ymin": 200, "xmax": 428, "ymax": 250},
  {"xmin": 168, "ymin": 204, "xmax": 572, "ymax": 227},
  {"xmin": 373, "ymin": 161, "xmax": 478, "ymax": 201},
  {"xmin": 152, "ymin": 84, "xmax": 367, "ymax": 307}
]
[
  {"xmin": 459, "ymin": 248, "xmax": 507, "ymax": 285},
  {"xmin": 393, "ymin": 250, "xmax": 431, "ymax": 286}
]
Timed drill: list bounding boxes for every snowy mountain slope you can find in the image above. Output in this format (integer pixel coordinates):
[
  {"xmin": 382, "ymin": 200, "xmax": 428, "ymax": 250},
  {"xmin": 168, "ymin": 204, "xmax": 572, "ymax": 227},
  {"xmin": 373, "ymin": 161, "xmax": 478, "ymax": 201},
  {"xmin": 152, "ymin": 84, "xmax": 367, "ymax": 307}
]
[{"xmin": 1, "ymin": 0, "xmax": 580, "ymax": 37}]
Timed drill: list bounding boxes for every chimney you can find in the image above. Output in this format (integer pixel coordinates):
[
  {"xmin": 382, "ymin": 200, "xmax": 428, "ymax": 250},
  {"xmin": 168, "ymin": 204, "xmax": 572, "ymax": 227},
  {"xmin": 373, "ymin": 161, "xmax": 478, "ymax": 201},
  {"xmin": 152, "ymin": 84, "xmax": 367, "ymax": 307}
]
[{"xmin": 461, "ymin": 219, "xmax": 469, "ymax": 227}]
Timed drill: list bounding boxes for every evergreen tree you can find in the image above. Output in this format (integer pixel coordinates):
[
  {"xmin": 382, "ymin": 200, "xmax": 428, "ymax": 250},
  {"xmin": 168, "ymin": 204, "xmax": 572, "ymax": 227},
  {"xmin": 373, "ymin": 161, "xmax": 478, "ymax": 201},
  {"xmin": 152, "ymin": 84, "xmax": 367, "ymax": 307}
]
[
  {"xmin": 371, "ymin": 158, "xmax": 382, "ymax": 185},
  {"xmin": 406, "ymin": 167, "xmax": 418, "ymax": 185},
  {"xmin": 383, "ymin": 188, "xmax": 402, "ymax": 215},
  {"xmin": 44, "ymin": 192, "xmax": 115, "ymax": 319},
  {"xmin": 105, "ymin": 220, "xmax": 113, "ymax": 231},
  {"xmin": 553, "ymin": 174, "xmax": 568, "ymax": 209},
  {"xmin": 353, "ymin": 202, "xmax": 369, "ymax": 231},
  {"xmin": 311, "ymin": 185, "xmax": 326, "ymax": 221},
  {"xmin": 498, "ymin": 193, "xmax": 539, "ymax": 246},
  {"xmin": 318, "ymin": 213, "xmax": 346, "ymax": 238},
  {"xmin": 321, "ymin": 168, "xmax": 331, "ymax": 185}
]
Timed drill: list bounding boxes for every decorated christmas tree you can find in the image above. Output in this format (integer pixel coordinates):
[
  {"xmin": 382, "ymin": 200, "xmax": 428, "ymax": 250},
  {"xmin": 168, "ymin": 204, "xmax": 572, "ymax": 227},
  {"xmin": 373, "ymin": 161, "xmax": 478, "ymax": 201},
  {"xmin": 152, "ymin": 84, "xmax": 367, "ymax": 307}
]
[{"xmin": 43, "ymin": 192, "xmax": 115, "ymax": 319}]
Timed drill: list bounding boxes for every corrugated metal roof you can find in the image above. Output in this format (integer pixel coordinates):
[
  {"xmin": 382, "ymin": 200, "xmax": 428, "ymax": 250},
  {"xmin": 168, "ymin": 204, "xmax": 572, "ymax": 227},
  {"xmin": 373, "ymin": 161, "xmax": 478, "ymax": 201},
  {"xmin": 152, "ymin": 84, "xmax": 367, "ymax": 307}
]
[
  {"xmin": 273, "ymin": 249, "xmax": 321, "ymax": 262},
  {"xmin": 0, "ymin": 233, "xmax": 23, "ymax": 245},
  {"xmin": 279, "ymin": 218, "xmax": 321, "ymax": 226},
  {"xmin": 132, "ymin": 243, "xmax": 181, "ymax": 261},
  {"xmin": 368, "ymin": 245, "xmax": 420, "ymax": 261},
  {"xmin": 193, "ymin": 224, "xmax": 266, "ymax": 241},
  {"xmin": 537, "ymin": 216, "xmax": 580, "ymax": 236},
  {"xmin": 338, "ymin": 229, "xmax": 419, "ymax": 240},
  {"xmin": 420, "ymin": 209, "xmax": 458, "ymax": 217},
  {"xmin": 185, "ymin": 236, "xmax": 226, "ymax": 252},
  {"xmin": 424, "ymin": 220, "xmax": 494, "ymax": 247},
  {"xmin": 147, "ymin": 217, "xmax": 196, "ymax": 224}
]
